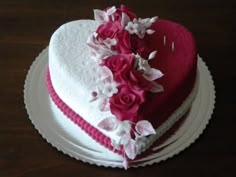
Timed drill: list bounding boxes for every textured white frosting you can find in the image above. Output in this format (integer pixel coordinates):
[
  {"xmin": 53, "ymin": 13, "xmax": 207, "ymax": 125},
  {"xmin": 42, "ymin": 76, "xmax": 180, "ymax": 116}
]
[
  {"xmin": 48, "ymin": 20, "xmax": 198, "ymax": 158},
  {"xmin": 49, "ymin": 20, "xmax": 124, "ymax": 142}
]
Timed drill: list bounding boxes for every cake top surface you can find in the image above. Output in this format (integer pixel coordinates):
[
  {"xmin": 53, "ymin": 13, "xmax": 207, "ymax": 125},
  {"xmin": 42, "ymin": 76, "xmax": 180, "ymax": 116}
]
[{"xmin": 50, "ymin": 20, "xmax": 101, "ymax": 90}]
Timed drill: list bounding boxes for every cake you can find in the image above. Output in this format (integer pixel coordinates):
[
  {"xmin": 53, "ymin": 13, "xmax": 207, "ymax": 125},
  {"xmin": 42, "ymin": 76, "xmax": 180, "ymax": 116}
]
[{"xmin": 46, "ymin": 5, "xmax": 198, "ymax": 168}]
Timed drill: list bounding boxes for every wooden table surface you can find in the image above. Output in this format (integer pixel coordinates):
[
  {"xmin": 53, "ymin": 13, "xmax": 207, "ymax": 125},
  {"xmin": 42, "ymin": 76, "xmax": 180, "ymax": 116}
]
[{"xmin": 0, "ymin": 0, "xmax": 235, "ymax": 176}]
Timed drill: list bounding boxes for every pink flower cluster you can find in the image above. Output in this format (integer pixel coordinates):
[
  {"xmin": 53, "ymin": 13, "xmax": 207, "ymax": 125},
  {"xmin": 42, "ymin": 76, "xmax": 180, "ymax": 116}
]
[
  {"xmin": 95, "ymin": 6, "xmax": 151, "ymax": 58},
  {"xmin": 87, "ymin": 5, "xmax": 164, "ymax": 162},
  {"xmin": 101, "ymin": 54, "xmax": 150, "ymax": 121},
  {"xmin": 88, "ymin": 5, "xmax": 163, "ymax": 122}
]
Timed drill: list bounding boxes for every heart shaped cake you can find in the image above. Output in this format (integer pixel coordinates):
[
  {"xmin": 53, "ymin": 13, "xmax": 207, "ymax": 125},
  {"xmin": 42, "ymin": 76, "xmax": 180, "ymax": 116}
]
[{"xmin": 46, "ymin": 5, "xmax": 198, "ymax": 168}]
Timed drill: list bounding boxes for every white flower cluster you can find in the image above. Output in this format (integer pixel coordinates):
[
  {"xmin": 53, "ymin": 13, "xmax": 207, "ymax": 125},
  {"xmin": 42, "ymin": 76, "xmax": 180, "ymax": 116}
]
[
  {"xmin": 123, "ymin": 15, "xmax": 158, "ymax": 38},
  {"xmin": 89, "ymin": 67, "xmax": 118, "ymax": 112},
  {"xmin": 98, "ymin": 117, "xmax": 156, "ymax": 160}
]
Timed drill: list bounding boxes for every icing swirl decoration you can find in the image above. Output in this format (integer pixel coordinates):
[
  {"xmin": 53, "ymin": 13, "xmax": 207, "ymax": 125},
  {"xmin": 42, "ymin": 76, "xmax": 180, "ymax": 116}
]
[{"xmin": 86, "ymin": 5, "xmax": 164, "ymax": 164}]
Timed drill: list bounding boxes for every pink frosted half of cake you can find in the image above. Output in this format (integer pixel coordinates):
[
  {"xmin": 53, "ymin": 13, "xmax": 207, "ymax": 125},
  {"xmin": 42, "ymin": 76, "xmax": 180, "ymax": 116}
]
[{"xmin": 46, "ymin": 5, "xmax": 198, "ymax": 169}]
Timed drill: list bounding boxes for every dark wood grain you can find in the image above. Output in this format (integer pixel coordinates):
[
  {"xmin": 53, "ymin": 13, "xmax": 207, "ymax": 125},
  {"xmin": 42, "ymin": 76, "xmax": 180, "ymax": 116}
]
[{"xmin": 0, "ymin": 0, "xmax": 235, "ymax": 177}]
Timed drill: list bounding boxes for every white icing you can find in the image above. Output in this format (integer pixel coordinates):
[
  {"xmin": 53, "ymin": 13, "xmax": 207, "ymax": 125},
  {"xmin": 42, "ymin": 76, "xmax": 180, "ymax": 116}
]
[{"xmin": 49, "ymin": 20, "xmax": 122, "ymax": 142}]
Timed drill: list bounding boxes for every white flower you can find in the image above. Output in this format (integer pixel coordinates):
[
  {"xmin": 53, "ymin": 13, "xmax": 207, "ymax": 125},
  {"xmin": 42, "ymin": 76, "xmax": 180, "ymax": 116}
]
[
  {"xmin": 95, "ymin": 46, "xmax": 117, "ymax": 61},
  {"xmin": 124, "ymin": 16, "xmax": 158, "ymax": 38},
  {"xmin": 106, "ymin": 6, "xmax": 116, "ymax": 16},
  {"xmin": 116, "ymin": 120, "xmax": 131, "ymax": 137},
  {"xmin": 135, "ymin": 53, "xmax": 163, "ymax": 80},
  {"xmin": 136, "ymin": 18, "xmax": 152, "ymax": 28},
  {"xmin": 135, "ymin": 54, "xmax": 151, "ymax": 73},
  {"xmin": 125, "ymin": 21, "xmax": 139, "ymax": 34},
  {"xmin": 87, "ymin": 33, "xmax": 117, "ymax": 62},
  {"xmin": 103, "ymin": 38, "xmax": 117, "ymax": 48},
  {"xmin": 94, "ymin": 9, "xmax": 109, "ymax": 23},
  {"xmin": 87, "ymin": 33, "xmax": 116, "ymax": 49},
  {"xmin": 98, "ymin": 98, "xmax": 110, "ymax": 112},
  {"xmin": 94, "ymin": 6, "xmax": 117, "ymax": 23},
  {"xmin": 111, "ymin": 139, "xmax": 120, "ymax": 150},
  {"xmin": 101, "ymin": 82, "xmax": 118, "ymax": 97}
]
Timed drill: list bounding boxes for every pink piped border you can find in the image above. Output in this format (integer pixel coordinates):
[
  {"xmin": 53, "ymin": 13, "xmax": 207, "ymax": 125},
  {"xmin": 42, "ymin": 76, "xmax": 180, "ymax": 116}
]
[{"xmin": 45, "ymin": 68, "xmax": 123, "ymax": 156}]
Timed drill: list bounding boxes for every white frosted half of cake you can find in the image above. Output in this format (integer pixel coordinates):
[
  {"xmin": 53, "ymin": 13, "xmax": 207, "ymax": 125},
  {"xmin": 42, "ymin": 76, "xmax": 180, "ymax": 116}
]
[{"xmin": 49, "ymin": 20, "xmax": 125, "ymax": 141}]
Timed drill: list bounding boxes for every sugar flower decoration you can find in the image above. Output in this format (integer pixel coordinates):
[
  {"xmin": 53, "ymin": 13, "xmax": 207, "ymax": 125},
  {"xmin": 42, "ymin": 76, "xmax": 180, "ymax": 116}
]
[
  {"xmin": 94, "ymin": 6, "xmax": 117, "ymax": 24},
  {"xmin": 87, "ymin": 32, "xmax": 117, "ymax": 61},
  {"xmin": 134, "ymin": 52, "xmax": 164, "ymax": 92},
  {"xmin": 87, "ymin": 5, "xmax": 164, "ymax": 164},
  {"xmin": 125, "ymin": 16, "xmax": 158, "ymax": 38},
  {"xmin": 97, "ymin": 117, "xmax": 156, "ymax": 160}
]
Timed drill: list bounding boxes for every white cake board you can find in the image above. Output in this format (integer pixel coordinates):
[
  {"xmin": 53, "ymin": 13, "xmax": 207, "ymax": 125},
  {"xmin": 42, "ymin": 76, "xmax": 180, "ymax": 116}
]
[{"xmin": 24, "ymin": 47, "xmax": 215, "ymax": 168}]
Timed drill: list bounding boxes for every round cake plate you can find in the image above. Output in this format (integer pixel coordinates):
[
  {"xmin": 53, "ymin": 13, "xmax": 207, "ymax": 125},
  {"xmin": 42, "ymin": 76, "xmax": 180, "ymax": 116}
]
[{"xmin": 24, "ymin": 47, "xmax": 215, "ymax": 168}]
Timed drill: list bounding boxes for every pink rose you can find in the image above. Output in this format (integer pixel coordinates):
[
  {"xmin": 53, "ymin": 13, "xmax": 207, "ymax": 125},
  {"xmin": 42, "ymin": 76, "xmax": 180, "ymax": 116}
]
[
  {"xmin": 130, "ymin": 35, "xmax": 151, "ymax": 58},
  {"xmin": 96, "ymin": 21, "xmax": 122, "ymax": 39},
  {"xmin": 104, "ymin": 55, "xmax": 151, "ymax": 92},
  {"xmin": 101, "ymin": 54, "xmax": 133, "ymax": 72},
  {"xmin": 104, "ymin": 54, "xmax": 151, "ymax": 91},
  {"xmin": 127, "ymin": 70, "xmax": 152, "ymax": 91},
  {"xmin": 101, "ymin": 54, "xmax": 135, "ymax": 84},
  {"xmin": 110, "ymin": 85, "xmax": 145, "ymax": 121},
  {"xmin": 113, "ymin": 61, "xmax": 152, "ymax": 91},
  {"xmin": 115, "ymin": 32, "xmax": 151, "ymax": 58},
  {"xmin": 115, "ymin": 30, "xmax": 132, "ymax": 54}
]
